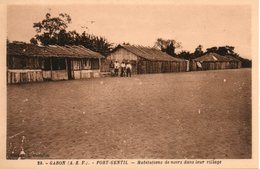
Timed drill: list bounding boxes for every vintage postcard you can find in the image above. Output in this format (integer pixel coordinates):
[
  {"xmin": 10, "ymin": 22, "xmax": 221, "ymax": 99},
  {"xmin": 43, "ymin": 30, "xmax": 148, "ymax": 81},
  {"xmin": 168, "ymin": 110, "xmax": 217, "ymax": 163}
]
[{"xmin": 0, "ymin": 0, "xmax": 258, "ymax": 169}]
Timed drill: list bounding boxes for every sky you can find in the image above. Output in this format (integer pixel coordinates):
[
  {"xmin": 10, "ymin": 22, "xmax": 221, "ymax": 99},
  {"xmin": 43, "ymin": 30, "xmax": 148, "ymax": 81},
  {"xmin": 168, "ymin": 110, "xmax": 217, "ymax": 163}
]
[{"xmin": 7, "ymin": 4, "xmax": 252, "ymax": 59}]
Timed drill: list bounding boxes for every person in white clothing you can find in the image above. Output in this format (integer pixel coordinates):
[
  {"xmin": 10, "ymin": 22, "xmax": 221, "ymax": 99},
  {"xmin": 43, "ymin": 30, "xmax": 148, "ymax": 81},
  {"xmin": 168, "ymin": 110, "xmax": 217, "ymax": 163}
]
[
  {"xmin": 120, "ymin": 61, "xmax": 126, "ymax": 77},
  {"xmin": 114, "ymin": 61, "xmax": 120, "ymax": 76},
  {"xmin": 126, "ymin": 62, "xmax": 132, "ymax": 77}
]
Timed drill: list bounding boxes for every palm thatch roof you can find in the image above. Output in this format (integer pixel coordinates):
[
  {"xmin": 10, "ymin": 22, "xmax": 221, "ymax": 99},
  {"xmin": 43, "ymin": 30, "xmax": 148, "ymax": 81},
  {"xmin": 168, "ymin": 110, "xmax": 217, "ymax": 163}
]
[
  {"xmin": 45, "ymin": 45, "xmax": 75, "ymax": 57},
  {"xmin": 7, "ymin": 43, "xmax": 54, "ymax": 57},
  {"xmin": 115, "ymin": 45, "xmax": 185, "ymax": 62},
  {"xmin": 193, "ymin": 53, "xmax": 236, "ymax": 62},
  {"xmin": 66, "ymin": 45, "xmax": 104, "ymax": 59},
  {"xmin": 224, "ymin": 55, "xmax": 242, "ymax": 62},
  {"xmin": 7, "ymin": 42, "xmax": 104, "ymax": 59}
]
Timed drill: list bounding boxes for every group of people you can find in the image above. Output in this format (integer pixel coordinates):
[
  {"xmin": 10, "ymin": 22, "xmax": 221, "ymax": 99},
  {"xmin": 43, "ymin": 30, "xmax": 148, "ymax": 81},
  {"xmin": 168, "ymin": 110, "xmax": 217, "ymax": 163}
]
[{"xmin": 110, "ymin": 60, "xmax": 132, "ymax": 77}]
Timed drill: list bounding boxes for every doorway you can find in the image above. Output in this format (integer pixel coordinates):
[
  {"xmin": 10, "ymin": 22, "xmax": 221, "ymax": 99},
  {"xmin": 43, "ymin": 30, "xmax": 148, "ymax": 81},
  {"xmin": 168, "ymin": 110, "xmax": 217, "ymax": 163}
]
[{"xmin": 67, "ymin": 58, "xmax": 73, "ymax": 80}]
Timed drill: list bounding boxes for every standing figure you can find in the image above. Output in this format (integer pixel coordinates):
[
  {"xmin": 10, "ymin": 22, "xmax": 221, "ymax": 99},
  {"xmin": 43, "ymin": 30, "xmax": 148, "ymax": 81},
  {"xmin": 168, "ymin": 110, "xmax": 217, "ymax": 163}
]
[
  {"xmin": 126, "ymin": 62, "xmax": 132, "ymax": 77},
  {"xmin": 120, "ymin": 61, "xmax": 126, "ymax": 77},
  {"xmin": 114, "ymin": 60, "xmax": 120, "ymax": 76}
]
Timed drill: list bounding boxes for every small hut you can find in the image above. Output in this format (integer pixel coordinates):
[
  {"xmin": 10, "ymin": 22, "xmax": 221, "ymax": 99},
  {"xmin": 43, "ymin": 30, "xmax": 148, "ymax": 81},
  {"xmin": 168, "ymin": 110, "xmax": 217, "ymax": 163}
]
[
  {"xmin": 105, "ymin": 45, "xmax": 188, "ymax": 74},
  {"xmin": 191, "ymin": 52, "xmax": 242, "ymax": 71},
  {"xmin": 7, "ymin": 42, "xmax": 104, "ymax": 84}
]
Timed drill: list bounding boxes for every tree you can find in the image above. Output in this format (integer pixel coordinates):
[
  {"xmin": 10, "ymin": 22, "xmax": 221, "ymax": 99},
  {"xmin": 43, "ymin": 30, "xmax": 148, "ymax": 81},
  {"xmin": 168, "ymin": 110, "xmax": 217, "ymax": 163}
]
[
  {"xmin": 193, "ymin": 45, "xmax": 204, "ymax": 58},
  {"xmin": 32, "ymin": 12, "xmax": 72, "ymax": 45},
  {"xmin": 31, "ymin": 12, "xmax": 113, "ymax": 56},
  {"xmin": 154, "ymin": 38, "xmax": 181, "ymax": 56},
  {"xmin": 205, "ymin": 46, "xmax": 235, "ymax": 55},
  {"xmin": 177, "ymin": 50, "xmax": 192, "ymax": 60},
  {"xmin": 30, "ymin": 37, "xmax": 38, "ymax": 45},
  {"xmin": 7, "ymin": 38, "xmax": 10, "ymax": 44},
  {"xmin": 206, "ymin": 46, "xmax": 218, "ymax": 53},
  {"xmin": 79, "ymin": 31, "xmax": 113, "ymax": 56},
  {"xmin": 217, "ymin": 46, "xmax": 235, "ymax": 55}
]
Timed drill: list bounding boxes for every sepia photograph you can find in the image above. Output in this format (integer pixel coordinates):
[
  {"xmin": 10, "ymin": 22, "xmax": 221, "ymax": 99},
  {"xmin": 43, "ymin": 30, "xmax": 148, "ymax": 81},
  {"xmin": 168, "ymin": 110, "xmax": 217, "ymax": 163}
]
[{"xmin": 2, "ymin": 0, "xmax": 257, "ymax": 166}]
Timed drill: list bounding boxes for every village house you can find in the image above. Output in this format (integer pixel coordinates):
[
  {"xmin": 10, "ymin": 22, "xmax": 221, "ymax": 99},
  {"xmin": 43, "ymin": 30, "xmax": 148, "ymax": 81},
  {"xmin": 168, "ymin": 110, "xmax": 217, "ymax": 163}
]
[
  {"xmin": 105, "ymin": 45, "xmax": 188, "ymax": 74},
  {"xmin": 191, "ymin": 52, "xmax": 242, "ymax": 71},
  {"xmin": 7, "ymin": 42, "xmax": 104, "ymax": 84}
]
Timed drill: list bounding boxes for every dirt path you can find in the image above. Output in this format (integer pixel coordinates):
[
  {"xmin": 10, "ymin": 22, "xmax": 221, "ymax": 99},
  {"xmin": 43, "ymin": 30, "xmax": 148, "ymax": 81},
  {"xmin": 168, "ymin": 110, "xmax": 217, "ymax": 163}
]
[{"xmin": 7, "ymin": 69, "xmax": 251, "ymax": 159}]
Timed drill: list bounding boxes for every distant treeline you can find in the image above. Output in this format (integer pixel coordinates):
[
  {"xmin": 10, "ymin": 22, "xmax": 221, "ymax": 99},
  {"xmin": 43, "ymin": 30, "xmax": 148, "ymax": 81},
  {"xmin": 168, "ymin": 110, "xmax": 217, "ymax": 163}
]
[
  {"xmin": 175, "ymin": 45, "xmax": 252, "ymax": 68},
  {"xmin": 152, "ymin": 39, "xmax": 251, "ymax": 68}
]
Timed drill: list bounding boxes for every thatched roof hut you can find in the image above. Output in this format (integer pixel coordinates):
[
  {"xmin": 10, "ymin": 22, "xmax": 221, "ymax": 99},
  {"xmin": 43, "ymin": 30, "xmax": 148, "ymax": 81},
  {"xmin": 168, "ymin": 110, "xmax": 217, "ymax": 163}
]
[
  {"xmin": 105, "ymin": 45, "xmax": 188, "ymax": 74},
  {"xmin": 7, "ymin": 43, "xmax": 104, "ymax": 58},
  {"xmin": 193, "ymin": 53, "xmax": 231, "ymax": 62},
  {"xmin": 191, "ymin": 52, "xmax": 242, "ymax": 71},
  {"xmin": 117, "ymin": 45, "xmax": 184, "ymax": 62},
  {"xmin": 66, "ymin": 45, "xmax": 103, "ymax": 59},
  {"xmin": 7, "ymin": 42, "xmax": 104, "ymax": 83},
  {"xmin": 7, "ymin": 43, "xmax": 53, "ymax": 57}
]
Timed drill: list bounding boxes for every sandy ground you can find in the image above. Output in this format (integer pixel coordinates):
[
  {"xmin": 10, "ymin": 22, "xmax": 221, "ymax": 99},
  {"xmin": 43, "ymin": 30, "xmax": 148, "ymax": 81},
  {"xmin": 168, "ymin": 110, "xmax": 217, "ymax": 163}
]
[{"xmin": 7, "ymin": 69, "xmax": 251, "ymax": 159}]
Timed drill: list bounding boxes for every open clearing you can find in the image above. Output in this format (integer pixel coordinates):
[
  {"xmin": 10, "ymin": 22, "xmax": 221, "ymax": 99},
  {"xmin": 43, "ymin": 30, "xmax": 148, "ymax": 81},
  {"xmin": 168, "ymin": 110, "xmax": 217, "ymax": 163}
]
[{"xmin": 7, "ymin": 69, "xmax": 251, "ymax": 159}]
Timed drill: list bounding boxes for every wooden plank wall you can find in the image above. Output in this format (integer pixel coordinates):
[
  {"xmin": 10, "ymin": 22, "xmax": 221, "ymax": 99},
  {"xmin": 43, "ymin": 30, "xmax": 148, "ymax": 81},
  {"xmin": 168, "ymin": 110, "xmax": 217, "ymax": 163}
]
[
  {"xmin": 7, "ymin": 69, "xmax": 69, "ymax": 84},
  {"xmin": 7, "ymin": 70, "xmax": 43, "ymax": 84},
  {"xmin": 190, "ymin": 61, "xmax": 197, "ymax": 71},
  {"xmin": 51, "ymin": 70, "xmax": 68, "ymax": 80},
  {"xmin": 107, "ymin": 48, "xmax": 138, "ymax": 62},
  {"xmin": 137, "ymin": 60, "xmax": 187, "ymax": 74},
  {"xmin": 101, "ymin": 59, "xmax": 111, "ymax": 72},
  {"xmin": 70, "ymin": 59, "xmax": 101, "ymax": 79},
  {"xmin": 190, "ymin": 61, "xmax": 242, "ymax": 71},
  {"xmin": 106, "ymin": 49, "xmax": 188, "ymax": 74},
  {"xmin": 42, "ymin": 71, "xmax": 52, "ymax": 80}
]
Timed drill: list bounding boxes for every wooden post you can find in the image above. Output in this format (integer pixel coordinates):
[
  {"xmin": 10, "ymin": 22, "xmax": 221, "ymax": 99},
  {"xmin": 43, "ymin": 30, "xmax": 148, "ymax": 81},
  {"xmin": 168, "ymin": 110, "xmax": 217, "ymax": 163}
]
[
  {"xmin": 65, "ymin": 58, "xmax": 68, "ymax": 71},
  {"xmin": 65, "ymin": 58, "xmax": 68, "ymax": 79},
  {"xmin": 99, "ymin": 57, "xmax": 101, "ymax": 71},
  {"xmin": 50, "ymin": 57, "xmax": 53, "ymax": 80},
  {"xmin": 80, "ymin": 59, "xmax": 82, "ymax": 79},
  {"xmin": 136, "ymin": 59, "xmax": 138, "ymax": 74},
  {"xmin": 99, "ymin": 57, "xmax": 102, "ymax": 77}
]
